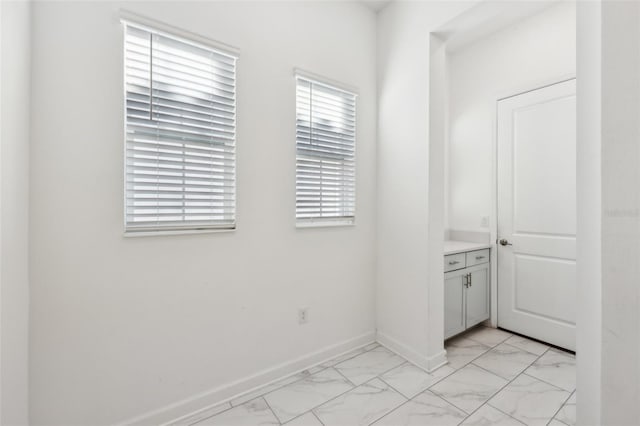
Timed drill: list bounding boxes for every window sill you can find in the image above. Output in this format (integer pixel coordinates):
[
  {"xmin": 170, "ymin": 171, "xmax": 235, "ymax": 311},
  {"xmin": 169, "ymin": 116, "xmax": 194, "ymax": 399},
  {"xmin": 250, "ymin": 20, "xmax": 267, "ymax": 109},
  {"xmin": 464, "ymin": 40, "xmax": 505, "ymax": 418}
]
[
  {"xmin": 296, "ymin": 220, "xmax": 355, "ymax": 229},
  {"xmin": 124, "ymin": 228, "xmax": 235, "ymax": 238}
]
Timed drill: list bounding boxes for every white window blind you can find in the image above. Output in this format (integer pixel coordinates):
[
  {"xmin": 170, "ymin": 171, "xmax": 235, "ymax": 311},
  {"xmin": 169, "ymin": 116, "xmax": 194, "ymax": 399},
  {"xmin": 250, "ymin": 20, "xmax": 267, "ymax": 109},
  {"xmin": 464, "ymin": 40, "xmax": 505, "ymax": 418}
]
[
  {"xmin": 295, "ymin": 75, "xmax": 356, "ymax": 225},
  {"xmin": 123, "ymin": 21, "xmax": 237, "ymax": 233}
]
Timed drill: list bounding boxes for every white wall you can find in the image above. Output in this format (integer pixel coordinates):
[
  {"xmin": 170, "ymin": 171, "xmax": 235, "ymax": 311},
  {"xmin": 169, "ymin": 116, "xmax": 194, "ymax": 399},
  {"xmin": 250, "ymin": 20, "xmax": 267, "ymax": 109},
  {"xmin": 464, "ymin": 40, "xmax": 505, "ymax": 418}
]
[
  {"xmin": 28, "ymin": 2, "xmax": 377, "ymax": 424},
  {"xmin": 427, "ymin": 34, "xmax": 448, "ymax": 367},
  {"xmin": 447, "ymin": 2, "xmax": 576, "ymax": 233},
  {"xmin": 0, "ymin": 1, "xmax": 31, "ymax": 424},
  {"xmin": 376, "ymin": 0, "xmax": 474, "ymax": 369},
  {"xmin": 599, "ymin": 1, "xmax": 640, "ymax": 424},
  {"xmin": 575, "ymin": 2, "xmax": 601, "ymax": 424},
  {"xmin": 575, "ymin": 2, "xmax": 640, "ymax": 423}
]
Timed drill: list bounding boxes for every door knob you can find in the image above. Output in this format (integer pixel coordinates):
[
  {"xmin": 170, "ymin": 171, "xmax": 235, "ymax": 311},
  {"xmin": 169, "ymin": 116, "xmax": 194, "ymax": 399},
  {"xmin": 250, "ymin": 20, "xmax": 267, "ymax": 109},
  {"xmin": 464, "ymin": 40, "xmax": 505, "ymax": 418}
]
[{"xmin": 499, "ymin": 238, "xmax": 512, "ymax": 246}]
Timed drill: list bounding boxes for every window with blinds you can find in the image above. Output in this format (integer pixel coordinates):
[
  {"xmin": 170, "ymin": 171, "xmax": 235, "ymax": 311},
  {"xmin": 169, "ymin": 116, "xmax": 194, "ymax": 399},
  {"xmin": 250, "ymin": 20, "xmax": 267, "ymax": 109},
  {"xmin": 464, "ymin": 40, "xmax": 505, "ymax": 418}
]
[
  {"xmin": 123, "ymin": 21, "xmax": 237, "ymax": 233},
  {"xmin": 295, "ymin": 75, "xmax": 357, "ymax": 225}
]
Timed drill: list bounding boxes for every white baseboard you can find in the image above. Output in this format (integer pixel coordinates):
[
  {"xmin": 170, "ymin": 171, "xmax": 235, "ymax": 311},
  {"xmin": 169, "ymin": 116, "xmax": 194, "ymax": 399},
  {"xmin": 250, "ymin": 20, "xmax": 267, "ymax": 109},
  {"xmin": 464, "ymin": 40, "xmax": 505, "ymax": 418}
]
[
  {"xmin": 376, "ymin": 331, "xmax": 428, "ymax": 370},
  {"xmin": 376, "ymin": 331, "xmax": 449, "ymax": 373},
  {"xmin": 426, "ymin": 349, "xmax": 448, "ymax": 371},
  {"xmin": 117, "ymin": 331, "xmax": 376, "ymax": 426}
]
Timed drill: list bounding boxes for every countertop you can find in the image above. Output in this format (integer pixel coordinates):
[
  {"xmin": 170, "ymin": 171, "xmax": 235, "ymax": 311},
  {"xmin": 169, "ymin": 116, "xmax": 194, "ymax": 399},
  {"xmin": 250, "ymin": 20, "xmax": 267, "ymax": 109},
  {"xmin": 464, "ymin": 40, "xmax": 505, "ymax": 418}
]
[{"xmin": 444, "ymin": 240, "xmax": 491, "ymax": 255}]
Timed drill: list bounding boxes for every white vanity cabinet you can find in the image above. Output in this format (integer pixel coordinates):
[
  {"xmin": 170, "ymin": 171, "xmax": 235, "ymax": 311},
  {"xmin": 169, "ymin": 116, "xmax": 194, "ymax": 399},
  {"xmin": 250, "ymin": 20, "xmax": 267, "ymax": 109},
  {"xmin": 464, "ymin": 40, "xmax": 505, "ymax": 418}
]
[{"xmin": 444, "ymin": 247, "xmax": 490, "ymax": 340}]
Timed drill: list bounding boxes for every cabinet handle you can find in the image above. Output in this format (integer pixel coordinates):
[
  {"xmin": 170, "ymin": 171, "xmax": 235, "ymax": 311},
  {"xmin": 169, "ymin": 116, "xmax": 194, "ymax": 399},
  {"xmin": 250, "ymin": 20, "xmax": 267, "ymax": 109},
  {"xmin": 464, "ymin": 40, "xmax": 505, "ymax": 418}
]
[
  {"xmin": 464, "ymin": 274, "xmax": 469, "ymax": 287},
  {"xmin": 476, "ymin": 256, "xmax": 485, "ymax": 260},
  {"xmin": 449, "ymin": 260, "xmax": 460, "ymax": 265},
  {"xmin": 468, "ymin": 273, "xmax": 472, "ymax": 287}
]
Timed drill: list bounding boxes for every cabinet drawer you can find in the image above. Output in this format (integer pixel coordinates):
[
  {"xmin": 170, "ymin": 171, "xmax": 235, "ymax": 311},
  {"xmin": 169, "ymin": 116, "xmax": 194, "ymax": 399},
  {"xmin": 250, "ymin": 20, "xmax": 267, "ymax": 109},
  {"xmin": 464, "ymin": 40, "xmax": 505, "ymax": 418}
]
[
  {"xmin": 444, "ymin": 253, "xmax": 466, "ymax": 272},
  {"xmin": 466, "ymin": 249, "xmax": 490, "ymax": 267}
]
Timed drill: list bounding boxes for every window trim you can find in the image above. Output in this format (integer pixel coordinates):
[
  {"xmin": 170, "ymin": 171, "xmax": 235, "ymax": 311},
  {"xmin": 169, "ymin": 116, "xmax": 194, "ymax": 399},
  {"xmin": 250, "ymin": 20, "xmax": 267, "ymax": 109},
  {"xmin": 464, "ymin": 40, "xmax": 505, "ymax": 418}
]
[
  {"xmin": 120, "ymin": 10, "xmax": 240, "ymax": 58},
  {"xmin": 121, "ymin": 14, "xmax": 239, "ymax": 235},
  {"xmin": 294, "ymin": 70, "xmax": 358, "ymax": 228}
]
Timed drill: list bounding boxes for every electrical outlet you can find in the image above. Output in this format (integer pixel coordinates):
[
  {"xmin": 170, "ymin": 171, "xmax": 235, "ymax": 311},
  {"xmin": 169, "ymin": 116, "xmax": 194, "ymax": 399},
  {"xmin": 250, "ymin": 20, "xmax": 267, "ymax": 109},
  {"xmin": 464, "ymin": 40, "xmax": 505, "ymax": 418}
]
[
  {"xmin": 298, "ymin": 307, "xmax": 309, "ymax": 324},
  {"xmin": 481, "ymin": 216, "xmax": 490, "ymax": 227}
]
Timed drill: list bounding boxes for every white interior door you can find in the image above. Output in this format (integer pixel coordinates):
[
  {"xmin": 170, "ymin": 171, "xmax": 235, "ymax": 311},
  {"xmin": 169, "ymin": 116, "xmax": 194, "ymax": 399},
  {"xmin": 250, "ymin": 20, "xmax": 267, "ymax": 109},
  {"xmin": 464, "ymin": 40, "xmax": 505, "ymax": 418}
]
[{"xmin": 497, "ymin": 79, "xmax": 576, "ymax": 351}]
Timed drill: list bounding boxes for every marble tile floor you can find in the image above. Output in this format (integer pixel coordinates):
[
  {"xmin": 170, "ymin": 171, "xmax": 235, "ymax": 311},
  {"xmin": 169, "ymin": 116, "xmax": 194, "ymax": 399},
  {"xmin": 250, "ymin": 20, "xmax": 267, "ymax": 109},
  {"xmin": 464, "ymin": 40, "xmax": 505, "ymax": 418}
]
[{"xmin": 173, "ymin": 327, "xmax": 576, "ymax": 426}]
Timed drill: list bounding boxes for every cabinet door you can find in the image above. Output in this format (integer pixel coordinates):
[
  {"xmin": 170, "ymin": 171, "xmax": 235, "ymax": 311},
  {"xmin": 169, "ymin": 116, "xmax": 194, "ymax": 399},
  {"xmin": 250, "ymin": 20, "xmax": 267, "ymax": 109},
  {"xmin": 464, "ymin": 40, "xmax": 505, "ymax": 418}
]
[
  {"xmin": 444, "ymin": 270, "xmax": 466, "ymax": 339},
  {"xmin": 466, "ymin": 264, "xmax": 490, "ymax": 328}
]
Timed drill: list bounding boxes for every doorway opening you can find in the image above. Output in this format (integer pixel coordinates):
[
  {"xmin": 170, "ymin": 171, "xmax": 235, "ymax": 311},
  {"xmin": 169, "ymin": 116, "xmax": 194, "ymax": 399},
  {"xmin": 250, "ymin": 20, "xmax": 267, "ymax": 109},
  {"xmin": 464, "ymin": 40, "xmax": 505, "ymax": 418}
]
[{"xmin": 429, "ymin": 2, "xmax": 577, "ymax": 424}]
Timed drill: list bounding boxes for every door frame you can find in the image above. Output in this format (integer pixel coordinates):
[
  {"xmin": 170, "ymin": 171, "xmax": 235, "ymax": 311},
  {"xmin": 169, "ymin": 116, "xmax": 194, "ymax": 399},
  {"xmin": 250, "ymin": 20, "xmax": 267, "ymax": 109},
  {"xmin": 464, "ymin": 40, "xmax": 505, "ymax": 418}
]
[{"xmin": 490, "ymin": 74, "xmax": 577, "ymax": 328}]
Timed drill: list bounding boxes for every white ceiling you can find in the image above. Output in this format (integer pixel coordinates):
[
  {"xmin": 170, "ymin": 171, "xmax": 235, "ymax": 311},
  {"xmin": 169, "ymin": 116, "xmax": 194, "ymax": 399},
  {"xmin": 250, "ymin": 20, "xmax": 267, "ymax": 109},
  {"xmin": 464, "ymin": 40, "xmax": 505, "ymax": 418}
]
[{"xmin": 359, "ymin": 0, "xmax": 393, "ymax": 12}]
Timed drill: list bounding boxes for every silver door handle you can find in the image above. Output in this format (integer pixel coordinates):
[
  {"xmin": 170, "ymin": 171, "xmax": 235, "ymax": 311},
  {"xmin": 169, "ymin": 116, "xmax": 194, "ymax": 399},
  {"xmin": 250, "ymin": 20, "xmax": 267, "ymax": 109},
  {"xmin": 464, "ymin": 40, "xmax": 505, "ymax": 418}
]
[
  {"xmin": 464, "ymin": 274, "xmax": 469, "ymax": 288},
  {"xmin": 499, "ymin": 238, "xmax": 512, "ymax": 246},
  {"xmin": 468, "ymin": 273, "xmax": 472, "ymax": 287}
]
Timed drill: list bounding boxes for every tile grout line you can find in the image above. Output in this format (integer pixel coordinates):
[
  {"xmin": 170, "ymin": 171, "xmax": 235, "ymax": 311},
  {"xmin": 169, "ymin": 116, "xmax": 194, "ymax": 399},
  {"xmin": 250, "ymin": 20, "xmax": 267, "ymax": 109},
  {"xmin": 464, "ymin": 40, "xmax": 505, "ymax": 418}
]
[
  {"xmin": 398, "ymin": 330, "xmax": 571, "ymax": 426},
  {"xmin": 359, "ymin": 378, "xmax": 410, "ymax": 426},
  {"xmin": 504, "ymin": 344, "xmax": 551, "ymax": 357},
  {"xmin": 446, "ymin": 337, "xmax": 495, "ymax": 370},
  {"xmin": 428, "ymin": 364, "xmax": 459, "ymax": 384},
  {"xmin": 261, "ymin": 396, "xmax": 284, "ymax": 425},
  {"xmin": 484, "ymin": 346, "xmax": 570, "ymax": 426},
  {"xmin": 367, "ymin": 379, "xmax": 426, "ymax": 426},
  {"xmin": 420, "ymin": 331, "xmax": 521, "ymax": 422},
  {"xmin": 520, "ymin": 371, "xmax": 575, "ymax": 393},
  {"xmin": 312, "ymin": 375, "xmax": 406, "ymax": 426},
  {"xmin": 486, "ymin": 404, "xmax": 527, "ymax": 426},
  {"xmin": 545, "ymin": 388, "xmax": 576, "ymax": 426},
  {"xmin": 500, "ymin": 340, "xmax": 550, "ymax": 356},
  {"xmin": 276, "ymin": 368, "xmax": 363, "ymax": 423},
  {"xmin": 333, "ymin": 367, "xmax": 358, "ymax": 387},
  {"xmin": 314, "ymin": 355, "xmax": 426, "ymax": 426},
  {"xmin": 380, "ymin": 362, "xmax": 451, "ymax": 399},
  {"xmin": 465, "ymin": 336, "xmax": 511, "ymax": 349},
  {"xmin": 409, "ymin": 331, "xmax": 564, "ymax": 426},
  {"xmin": 482, "ymin": 348, "xmax": 549, "ymax": 423},
  {"xmin": 243, "ymin": 342, "xmax": 382, "ymax": 406},
  {"xmin": 370, "ymin": 362, "xmax": 469, "ymax": 425},
  {"xmin": 310, "ymin": 409, "xmax": 325, "ymax": 426},
  {"xmin": 375, "ymin": 375, "xmax": 412, "ymax": 401},
  {"xmin": 192, "ymin": 362, "xmax": 355, "ymax": 425},
  {"xmin": 550, "ymin": 416, "xmax": 572, "ymax": 426},
  {"xmin": 278, "ymin": 367, "xmax": 357, "ymax": 423},
  {"xmin": 195, "ymin": 332, "xmax": 574, "ymax": 426},
  {"xmin": 428, "ymin": 388, "xmax": 470, "ymax": 418},
  {"xmin": 272, "ymin": 347, "xmax": 403, "ymax": 425},
  {"xmin": 453, "ymin": 345, "xmax": 553, "ymax": 425}
]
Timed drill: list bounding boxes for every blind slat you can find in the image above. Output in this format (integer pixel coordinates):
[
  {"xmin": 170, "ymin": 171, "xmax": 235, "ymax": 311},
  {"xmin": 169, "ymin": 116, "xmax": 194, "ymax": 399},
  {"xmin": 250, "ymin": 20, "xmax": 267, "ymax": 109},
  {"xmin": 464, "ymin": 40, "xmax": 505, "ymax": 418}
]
[
  {"xmin": 296, "ymin": 75, "xmax": 356, "ymax": 223},
  {"xmin": 124, "ymin": 22, "xmax": 236, "ymax": 232}
]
